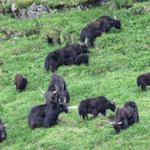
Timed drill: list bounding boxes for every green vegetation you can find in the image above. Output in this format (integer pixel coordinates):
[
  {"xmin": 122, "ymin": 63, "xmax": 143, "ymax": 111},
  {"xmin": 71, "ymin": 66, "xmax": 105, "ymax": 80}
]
[
  {"xmin": 1, "ymin": 0, "xmax": 88, "ymax": 11},
  {"xmin": 0, "ymin": 1, "xmax": 150, "ymax": 150},
  {"xmin": 15, "ymin": 0, "xmax": 88, "ymax": 7}
]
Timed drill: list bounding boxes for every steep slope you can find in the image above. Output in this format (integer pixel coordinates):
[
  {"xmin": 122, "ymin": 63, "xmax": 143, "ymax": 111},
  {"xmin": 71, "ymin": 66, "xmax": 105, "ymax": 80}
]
[{"xmin": 0, "ymin": 1, "xmax": 150, "ymax": 150}]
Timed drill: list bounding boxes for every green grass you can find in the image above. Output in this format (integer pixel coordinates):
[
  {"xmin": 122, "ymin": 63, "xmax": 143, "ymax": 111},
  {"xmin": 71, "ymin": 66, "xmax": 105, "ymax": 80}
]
[{"xmin": 0, "ymin": 1, "xmax": 150, "ymax": 150}]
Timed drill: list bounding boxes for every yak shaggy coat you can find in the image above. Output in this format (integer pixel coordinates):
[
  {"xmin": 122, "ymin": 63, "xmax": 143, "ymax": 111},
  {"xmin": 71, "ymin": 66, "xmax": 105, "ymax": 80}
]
[
  {"xmin": 44, "ymin": 73, "xmax": 70, "ymax": 104},
  {"xmin": 80, "ymin": 16, "xmax": 121, "ymax": 47},
  {"xmin": 78, "ymin": 96, "xmax": 116, "ymax": 119},
  {"xmin": 137, "ymin": 73, "xmax": 150, "ymax": 91},
  {"xmin": 111, "ymin": 101, "xmax": 139, "ymax": 133},
  {"xmin": 28, "ymin": 102, "xmax": 68, "ymax": 129},
  {"xmin": 44, "ymin": 44, "xmax": 89, "ymax": 72}
]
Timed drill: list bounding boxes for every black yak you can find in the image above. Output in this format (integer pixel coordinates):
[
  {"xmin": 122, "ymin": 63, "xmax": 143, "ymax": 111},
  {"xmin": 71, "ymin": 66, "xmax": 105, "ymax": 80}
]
[
  {"xmin": 80, "ymin": 16, "xmax": 121, "ymax": 47},
  {"xmin": 43, "ymin": 74, "xmax": 70, "ymax": 104},
  {"xmin": 0, "ymin": 119, "xmax": 7, "ymax": 143},
  {"xmin": 78, "ymin": 96, "xmax": 116, "ymax": 119},
  {"xmin": 137, "ymin": 73, "xmax": 150, "ymax": 91},
  {"xmin": 109, "ymin": 101, "xmax": 139, "ymax": 134},
  {"xmin": 44, "ymin": 44, "xmax": 89, "ymax": 72},
  {"xmin": 15, "ymin": 74, "xmax": 28, "ymax": 92},
  {"xmin": 28, "ymin": 102, "xmax": 68, "ymax": 129}
]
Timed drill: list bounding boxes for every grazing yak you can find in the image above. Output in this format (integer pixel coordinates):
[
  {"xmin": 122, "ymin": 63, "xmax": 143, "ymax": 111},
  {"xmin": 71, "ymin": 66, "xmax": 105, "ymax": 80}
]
[
  {"xmin": 80, "ymin": 16, "xmax": 121, "ymax": 47},
  {"xmin": 28, "ymin": 102, "xmax": 68, "ymax": 129},
  {"xmin": 137, "ymin": 73, "xmax": 150, "ymax": 91},
  {"xmin": 109, "ymin": 101, "xmax": 139, "ymax": 134},
  {"xmin": 0, "ymin": 119, "xmax": 7, "ymax": 143},
  {"xmin": 15, "ymin": 74, "xmax": 28, "ymax": 92},
  {"xmin": 44, "ymin": 44, "xmax": 89, "ymax": 72},
  {"xmin": 44, "ymin": 74, "xmax": 70, "ymax": 104},
  {"xmin": 78, "ymin": 96, "xmax": 116, "ymax": 119}
]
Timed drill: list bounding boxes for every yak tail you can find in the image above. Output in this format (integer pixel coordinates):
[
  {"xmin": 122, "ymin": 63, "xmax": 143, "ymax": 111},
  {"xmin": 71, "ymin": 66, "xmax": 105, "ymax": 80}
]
[
  {"xmin": 80, "ymin": 28, "xmax": 86, "ymax": 43},
  {"xmin": 44, "ymin": 53, "xmax": 52, "ymax": 71},
  {"xmin": 136, "ymin": 77, "xmax": 141, "ymax": 87},
  {"xmin": 78, "ymin": 101, "xmax": 87, "ymax": 116}
]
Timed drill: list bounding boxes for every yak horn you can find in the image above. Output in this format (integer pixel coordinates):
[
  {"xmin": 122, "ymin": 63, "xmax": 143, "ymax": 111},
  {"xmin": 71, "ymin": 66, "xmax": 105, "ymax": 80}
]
[
  {"xmin": 117, "ymin": 122, "xmax": 122, "ymax": 125},
  {"xmin": 113, "ymin": 99, "xmax": 116, "ymax": 102},
  {"xmin": 53, "ymin": 85, "xmax": 58, "ymax": 94},
  {"xmin": 59, "ymin": 98, "xmax": 63, "ymax": 104},
  {"xmin": 64, "ymin": 97, "xmax": 66, "ymax": 103},
  {"xmin": 114, "ymin": 16, "xmax": 117, "ymax": 20},
  {"xmin": 109, "ymin": 121, "xmax": 122, "ymax": 125},
  {"xmin": 85, "ymin": 38, "xmax": 88, "ymax": 44},
  {"xmin": 80, "ymin": 42, "xmax": 85, "ymax": 45},
  {"xmin": 52, "ymin": 90, "xmax": 57, "ymax": 94},
  {"xmin": 69, "ymin": 106, "xmax": 78, "ymax": 109},
  {"xmin": 108, "ymin": 121, "xmax": 116, "ymax": 125},
  {"xmin": 110, "ymin": 101, "xmax": 115, "ymax": 104},
  {"xmin": 4, "ymin": 124, "xmax": 8, "ymax": 127},
  {"xmin": 40, "ymin": 89, "xmax": 45, "ymax": 94}
]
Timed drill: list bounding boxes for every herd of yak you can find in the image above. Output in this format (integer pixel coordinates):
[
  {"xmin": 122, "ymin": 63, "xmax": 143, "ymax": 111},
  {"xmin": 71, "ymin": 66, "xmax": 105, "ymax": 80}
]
[{"xmin": 1, "ymin": 15, "xmax": 150, "ymax": 143}]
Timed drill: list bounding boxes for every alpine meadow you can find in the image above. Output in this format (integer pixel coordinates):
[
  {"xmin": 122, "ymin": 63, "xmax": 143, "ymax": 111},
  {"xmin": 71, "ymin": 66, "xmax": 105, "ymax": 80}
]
[{"xmin": 0, "ymin": 0, "xmax": 150, "ymax": 150}]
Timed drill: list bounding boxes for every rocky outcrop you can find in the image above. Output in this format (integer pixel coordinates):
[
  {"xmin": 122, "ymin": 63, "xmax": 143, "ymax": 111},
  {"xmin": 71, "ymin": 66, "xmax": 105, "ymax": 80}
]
[
  {"xmin": 1, "ymin": 0, "xmax": 107, "ymax": 19},
  {"xmin": 11, "ymin": 3, "xmax": 49, "ymax": 19}
]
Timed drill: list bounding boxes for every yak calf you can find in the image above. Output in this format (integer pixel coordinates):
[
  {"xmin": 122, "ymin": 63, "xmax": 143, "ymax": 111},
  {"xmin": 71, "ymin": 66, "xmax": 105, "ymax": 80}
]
[
  {"xmin": 137, "ymin": 73, "xmax": 150, "ymax": 91},
  {"xmin": 15, "ymin": 74, "xmax": 28, "ymax": 92},
  {"xmin": 78, "ymin": 96, "xmax": 116, "ymax": 119}
]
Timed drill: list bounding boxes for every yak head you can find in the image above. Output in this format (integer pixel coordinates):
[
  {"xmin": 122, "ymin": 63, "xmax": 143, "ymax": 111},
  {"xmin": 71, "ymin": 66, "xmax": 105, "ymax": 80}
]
[
  {"xmin": 41, "ymin": 85, "xmax": 67, "ymax": 105},
  {"xmin": 108, "ymin": 107, "xmax": 123, "ymax": 134},
  {"xmin": 113, "ymin": 16, "xmax": 121, "ymax": 30},
  {"xmin": 110, "ymin": 121, "xmax": 122, "ymax": 133},
  {"xmin": 59, "ymin": 103, "xmax": 69, "ymax": 113},
  {"xmin": 109, "ymin": 116, "xmax": 122, "ymax": 134},
  {"xmin": 0, "ymin": 119, "xmax": 7, "ymax": 142},
  {"xmin": 58, "ymin": 91, "xmax": 67, "ymax": 105},
  {"xmin": 40, "ymin": 85, "xmax": 59, "ymax": 104},
  {"xmin": 79, "ymin": 44, "xmax": 89, "ymax": 54},
  {"xmin": 107, "ymin": 101, "xmax": 116, "ymax": 112}
]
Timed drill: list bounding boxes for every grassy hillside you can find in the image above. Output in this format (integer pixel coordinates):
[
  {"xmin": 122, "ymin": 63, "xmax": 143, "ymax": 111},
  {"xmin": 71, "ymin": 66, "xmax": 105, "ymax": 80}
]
[{"xmin": 0, "ymin": 1, "xmax": 150, "ymax": 150}]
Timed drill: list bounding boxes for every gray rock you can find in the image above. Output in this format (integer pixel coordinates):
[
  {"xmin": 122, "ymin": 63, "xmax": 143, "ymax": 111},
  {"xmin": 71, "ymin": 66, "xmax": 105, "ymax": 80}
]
[
  {"xmin": 37, "ymin": 4, "xmax": 48, "ymax": 13},
  {"xmin": 19, "ymin": 8, "xmax": 27, "ymax": 19},
  {"xmin": 26, "ymin": 9, "xmax": 40, "ymax": 19},
  {"xmin": 28, "ymin": 3, "xmax": 37, "ymax": 11}
]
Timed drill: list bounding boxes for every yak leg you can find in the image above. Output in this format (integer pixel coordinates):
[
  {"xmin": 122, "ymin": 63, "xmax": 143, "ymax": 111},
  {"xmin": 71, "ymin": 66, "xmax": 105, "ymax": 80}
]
[
  {"xmin": 89, "ymin": 38, "xmax": 95, "ymax": 48},
  {"xmin": 92, "ymin": 109, "xmax": 99, "ymax": 118},
  {"xmin": 140, "ymin": 82, "xmax": 147, "ymax": 92},
  {"xmin": 122, "ymin": 119, "xmax": 128, "ymax": 129},
  {"xmin": 82, "ymin": 114, "xmax": 89, "ymax": 120},
  {"xmin": 101, "ymin": 110, "xmax": 106, "ymax": 116}
]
